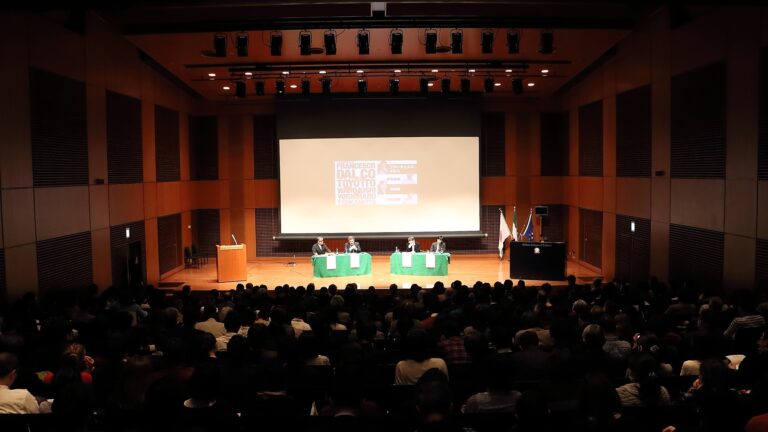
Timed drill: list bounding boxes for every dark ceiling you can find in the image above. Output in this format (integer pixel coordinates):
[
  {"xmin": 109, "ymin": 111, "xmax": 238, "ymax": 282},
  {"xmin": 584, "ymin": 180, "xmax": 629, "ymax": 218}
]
[{"xmin": 85, "ymin": 1, "xmax": 662, "ymax": 100}]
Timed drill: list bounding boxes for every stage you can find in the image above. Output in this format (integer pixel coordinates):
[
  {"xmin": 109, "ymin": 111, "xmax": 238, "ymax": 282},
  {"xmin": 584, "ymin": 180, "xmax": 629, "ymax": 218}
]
[{"xmin": 161, "ymin": 254, "xmax": 602, "ymax": 290}]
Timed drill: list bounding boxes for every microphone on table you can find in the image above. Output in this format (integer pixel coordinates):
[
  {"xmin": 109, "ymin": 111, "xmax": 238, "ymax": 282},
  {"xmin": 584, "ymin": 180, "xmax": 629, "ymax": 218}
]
[{"xmin": 231, "ymin": 234, "xmax": 238, "ymax": 245}]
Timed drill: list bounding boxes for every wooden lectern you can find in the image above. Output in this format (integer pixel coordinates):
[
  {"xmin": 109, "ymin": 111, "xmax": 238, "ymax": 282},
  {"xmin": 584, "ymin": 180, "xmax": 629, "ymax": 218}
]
[{"xmin": 216, "ymin": 244, "xmax": 247, "ymax": 283}]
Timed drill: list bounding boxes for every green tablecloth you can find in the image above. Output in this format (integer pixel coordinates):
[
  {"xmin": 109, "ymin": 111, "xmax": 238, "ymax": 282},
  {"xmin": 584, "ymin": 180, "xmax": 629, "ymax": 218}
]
[
  {"xmin": 390, "ymin": 252, "xmax": 450, "ymax": 276},
  {"xmin": 312, "ymin": 252, "xmax": 372, "ymax": 277}
]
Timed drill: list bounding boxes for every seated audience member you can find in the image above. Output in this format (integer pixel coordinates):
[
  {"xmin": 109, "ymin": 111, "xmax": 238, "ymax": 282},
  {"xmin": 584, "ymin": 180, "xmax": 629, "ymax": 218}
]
[
  {"xmin": 395, "ymin": 329, "xmax": 448, "ymax": 385},
  {"xmin": 312, "ymin": 237, "xmax": 331, "ymax": 255},
  {"xmin": 194, "ymin": 305, "xmax": 227, "ymax": 338},
  {"xmin": 511, "ymin": 390, "xmax": 552, "ymax": 432},
  {"xmin": 0, "ymin": 352, "xmax": 40, "ymax": 414},
  {"xmin": 512, "ymin": 331, "xmax": 549, "ymax": 382},
  {"xmin": 429, "ymin": 236, "xmax": 447, "ymax": 253},
  {"xmin": 437, "ymin": 319, "xmax": 469, "ymax": 364},
  {"xmin": 215, "ymin": 312, "xmax": 242, "ymax": 352},
  {"xmin": 344, "ymin": 236, "xmax": 361, "ymax": 253},
  {"xmin": 405, "ymin": 236, "xmax": 421, "ymax": 253},
  {"xmin": 616, "ymin": 354, "xmax": 670, "ymax": 407},
  {"xmin": 414, "ymin": 375, "xmax": 463, "ymax": 432},
  {"xmin": 298, "ymin": 332, "xmax": 331, "ymax": 366},
  {"xmin": 601, "ymin": 318, "xmax": 631, "ymax": 361},
  {"xmin": 462, "ymin": 357, "xmax": 521, "ymax": 413},
  {"xmin": 688, "ymin": 358, "xmax": 748, "ymax": 432}
]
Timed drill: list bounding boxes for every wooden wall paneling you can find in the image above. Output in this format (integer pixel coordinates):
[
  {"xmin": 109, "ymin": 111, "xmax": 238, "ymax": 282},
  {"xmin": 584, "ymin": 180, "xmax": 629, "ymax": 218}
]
[
  {"xmin": 4, "ymin": 244, "xmax": 38, "ymax": 300},
  {"xmin": 2, "ymin": 189, "xmax": 36, "ymax": 248},
  {"xmin": 34, "ymin": 186, "xmax": 90, "ymax": 241}
]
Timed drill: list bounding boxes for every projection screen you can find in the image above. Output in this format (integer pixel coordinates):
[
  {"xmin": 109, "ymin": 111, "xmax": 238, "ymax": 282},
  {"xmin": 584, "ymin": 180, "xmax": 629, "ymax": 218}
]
[{"xmin": 279, "ymin": 136, "xmax": 480, "ymax": 235}]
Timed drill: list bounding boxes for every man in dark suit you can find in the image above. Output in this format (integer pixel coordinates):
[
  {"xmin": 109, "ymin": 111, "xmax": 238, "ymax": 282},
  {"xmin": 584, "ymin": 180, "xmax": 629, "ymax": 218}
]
[
  {"xmin": 429, "ymin": 236, "xmax": 447, "ymax": 253},
  {"xmin": 344, "ymin": 236, "xmax": 362, "ymax": 253},
  {"xmin": 405, "ymin": 236, "xmax": 420, "ymax": 252},
  {"xmin": 312, "ymin": 237, "xmax": 331, "ymax": 255}
]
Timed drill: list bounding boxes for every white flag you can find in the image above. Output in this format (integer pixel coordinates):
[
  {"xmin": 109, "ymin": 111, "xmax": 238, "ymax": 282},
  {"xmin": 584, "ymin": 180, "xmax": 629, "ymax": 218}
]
[{"xmin": 498, "ymin": 210, "xmax": 512, "ymax": 258}]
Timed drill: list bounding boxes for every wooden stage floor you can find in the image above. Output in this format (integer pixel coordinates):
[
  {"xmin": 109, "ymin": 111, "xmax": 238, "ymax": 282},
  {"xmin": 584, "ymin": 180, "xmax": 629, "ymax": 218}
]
[{"xmin": 162, "ymin": 254, "xmax": 602, "ymax": 291}]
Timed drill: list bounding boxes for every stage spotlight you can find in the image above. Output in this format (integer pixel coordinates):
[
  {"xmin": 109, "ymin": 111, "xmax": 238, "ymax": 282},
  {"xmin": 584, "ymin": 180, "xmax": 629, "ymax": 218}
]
[
  {"xmin": 276, "ymin": 81, "xmax": 285, "ymax": 95},
  {"xmin": 461, "ymin": 78, "xmax": 471, "ymax": 93},
  {"xmin": 481, "ymin": 30, "xmax": 494, "ymax": 54},
  {"xmin": 389, "ymin": 79, "xmax": 400, "ymax": 95},
  {"xmin": 484, "ymin": 78, "xmax": 494, "ymax": 93},
  {"xmin": 321, "ymin": 77, "xmax": 332, "ymax": 95},
  {"xmin": 357, "ymin": 30, "xmax": 370, "ymax": 55},
  {"xmin": 235, "ymin": 81, "xmax": 246, "ymax": 98},
  {"xmin": 390, "ymin": 29, "xmax": 403, "ymax": 54},
  {"xmin": 420, "ymin": 77, "xmax": 429, "ymax": 94},
  {"xmin": 324, "ymin": 30, "xmax": 336, "ymax": 55},
  {"xmin": 441, "ymin": 78, "xmax": 451, "ymax": 93},
  {"xmin": 357, "ymin": 79, "xmax": 367, "ymax": 95},
  {"xmin": 512, "ymin": 78, "xmax": 523, "ymax": 94},
  {"xmin": 507, "ymin": 31, "xmax": 519, "ymax": 54},
  {"xmin": 213, "ymin": 33, "xmax": 227, "ymax": 57},
  {"xmin": 270, "ymin": 33, "xmax": 283, "ymax": 56},
  {"xmin": 299, "ymin": 31, "xmax": 312, "ymax": 55},
  {"xmin": 539, "ymin": 31, "xmax": 554, "ymax": 54},
  {"xmin": 301, "ymin": 79, "xmax": 311, "ymax": 95},
  {"xmin": 451, "ymin": 29, "xmax": 463, "ymax": 54},
  {"xmin": 235, "ymin": 32, "xmax": 248, "ymax": 57},
  {"xmin": 255, "ymin": 81, "xmax": 265, "ymax": 96},
  {"xmin": 425, "ymin": 30, "xmax": 437, "ymax": 54}
]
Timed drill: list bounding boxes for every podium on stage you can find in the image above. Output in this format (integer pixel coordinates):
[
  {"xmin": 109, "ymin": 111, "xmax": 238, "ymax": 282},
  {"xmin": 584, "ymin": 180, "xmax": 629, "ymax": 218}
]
[{"xmin": 216, "ymin": 244, "xmax": 247, "ymax": 282}]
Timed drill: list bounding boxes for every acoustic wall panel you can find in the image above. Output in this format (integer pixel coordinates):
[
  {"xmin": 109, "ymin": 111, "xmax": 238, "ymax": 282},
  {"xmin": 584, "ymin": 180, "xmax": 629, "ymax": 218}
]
[
  {"xmin": 669, "ymin": 224, "xmax": 724, "ymax": 289},
  {"xmin": 29, "ymin": 68, "xmax": 88, "ymax": 187},
  {"xmin": 578, "ymin": 100, "xmax": 603, "ymax": 177},
  {"xmin": 616, "ymin": 85, "xmax": 651, "ymax": 177},
  {"xmin": 192, "ymin": 209, "xmax": 220, "ymax": 256},
  {"xmin": 540, "ymin": 112, "xmax": 570, "ymax": 176},
  {"xmin": 36, "ymin": 231, "xmax": 92, "ymax": 296},
  {"xmin": 671, "ymin": 62, "xmax": 726, "ymax": 179},
  {"xmin": 253, "ymin": 115, "xmax": 278, "ymax": 180},
  {"xmin": 480, "ymin": 112, "xmax": 505, "ymax": 177},
  {"xmin": 107, "ymin": 91, "xmax": 143, "ymax": 184},
  {"xmin": 189, "ymin": 116, "xmax": 218, "ymax": 180},
  {"xmin": 540, "ymin": 204, "xmax": 568, "ymax": 242},
  {"xmin": 155, "ymin": 105, "xmax": 180, "ymax": 182}
]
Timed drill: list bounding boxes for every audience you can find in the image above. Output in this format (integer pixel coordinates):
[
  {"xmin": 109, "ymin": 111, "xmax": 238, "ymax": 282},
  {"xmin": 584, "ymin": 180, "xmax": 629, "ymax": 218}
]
[{"xmin": 0, "ymin": 277, "xmax": 765, "ymax": 432}]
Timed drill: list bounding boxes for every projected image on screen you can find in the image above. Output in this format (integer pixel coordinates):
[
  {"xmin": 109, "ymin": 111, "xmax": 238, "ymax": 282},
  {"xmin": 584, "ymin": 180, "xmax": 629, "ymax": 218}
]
[
  {"xmin": 335, "ymin": 160, "xmax": 417, "ymax": 206},
  {"xmin": 280, "ymin": 137, "xmax": 479, "ymax": 235}
]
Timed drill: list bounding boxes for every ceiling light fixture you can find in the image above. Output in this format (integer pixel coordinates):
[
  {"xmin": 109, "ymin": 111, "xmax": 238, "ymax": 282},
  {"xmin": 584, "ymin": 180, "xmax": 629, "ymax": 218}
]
[
  {"xmin": 507, "ymin": 31, "xmax": 520, "ymax": 54},
  {"xmin": 357, "ymin": 29, "xmax": 370, "ymax": 55},
  {"xmin": 390, "ymin": 29, "xmax": 403, "ymax": 54}
]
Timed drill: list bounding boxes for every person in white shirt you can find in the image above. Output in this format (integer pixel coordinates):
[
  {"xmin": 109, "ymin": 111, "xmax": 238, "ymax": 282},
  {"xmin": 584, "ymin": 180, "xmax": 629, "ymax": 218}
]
[
  {"xmin": 194, "ymin": 305, "xmax": 227, "ymax": 338},
  {"xmin": 0, "ymin": 353, "xmax": 40, "ymax": 414}
]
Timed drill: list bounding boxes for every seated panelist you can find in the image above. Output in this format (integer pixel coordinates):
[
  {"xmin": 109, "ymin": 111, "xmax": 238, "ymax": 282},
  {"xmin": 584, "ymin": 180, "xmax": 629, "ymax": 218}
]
[
  {"xmin": 312, "ymin": 237, "xmax": 331, "ymax": 255},
  {"xmin": 405, "ymin": 236, "xmax": 421, "ymax": 253},
  {"xmin": 344, "ymin": 236, "xmax": 362, "ymax": 253},
  {"xmin": 430, "ymin": 236, "xmax": 447, "ymax": 253}
]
